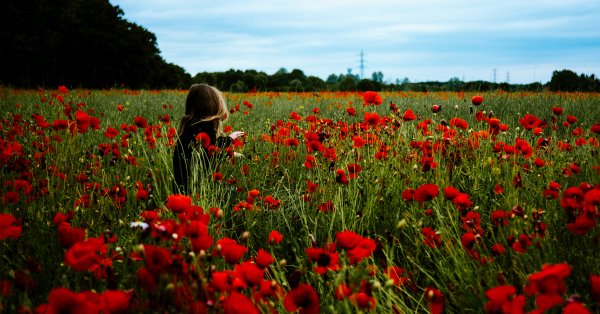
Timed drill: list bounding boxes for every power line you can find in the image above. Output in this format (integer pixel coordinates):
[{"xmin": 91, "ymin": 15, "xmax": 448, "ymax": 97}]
[{"xmin": 359, "ymin": 50, "xmax": 365, "ymax": 80}]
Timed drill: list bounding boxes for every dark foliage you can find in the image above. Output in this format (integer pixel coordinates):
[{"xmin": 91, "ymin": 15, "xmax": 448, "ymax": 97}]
[
  {"xmin": 548, "ymin": 69, "xmax": 600, "ymax": 92},
  {"xmin": 0, "ymin": 0, "xmax": 191, "ymax": 89}
]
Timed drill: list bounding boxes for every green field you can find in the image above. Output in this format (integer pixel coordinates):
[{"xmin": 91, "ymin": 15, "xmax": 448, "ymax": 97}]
[{"xmin": 1, "ymin": 88, "xmax": 599, "ymax": 313}]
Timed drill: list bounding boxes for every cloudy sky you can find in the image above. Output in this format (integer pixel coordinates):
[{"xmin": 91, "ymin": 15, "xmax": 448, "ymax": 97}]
[{"xmin": 110, "ymin": 0, "xmax": 599, "ymax": 84}]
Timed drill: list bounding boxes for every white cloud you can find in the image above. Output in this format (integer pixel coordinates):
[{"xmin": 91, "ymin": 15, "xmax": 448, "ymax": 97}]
[{"xmin": 110, "ymin": 0, "xmax": 600, "ymax": 83}]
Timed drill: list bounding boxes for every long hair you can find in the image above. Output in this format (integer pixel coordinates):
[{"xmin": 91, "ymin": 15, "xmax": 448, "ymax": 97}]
[{"xmin": 177, "ymin": 84, "xmax": 229, "ymax": 138}]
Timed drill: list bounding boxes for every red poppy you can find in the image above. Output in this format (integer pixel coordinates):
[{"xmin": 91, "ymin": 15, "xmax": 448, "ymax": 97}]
[
  {"xmin": 401, "ymin": 188, "xmax": 414, "ymax": 202},
  {"xmin": 267, "ymin": 230, "xmax": 283, "ymax": 245},
  {"xmin": 350, "ymin": 291, "xmax": 377, "ymax": 310},
  {"xmin": 222, "ymin": 292, "xmax": 260, "ymax": 314},
  {"xmin": 142, "ymin": 244, "xmax": 172, "ymax": 276},
  {"xmin": 402, "ymin": 109, "xmax": 416, "ymax": 122},
  {"xmin": 385, "ymin": 266, "xmax": 411, "ymax": 287},
  {"xmin": 566, "ymin": 115, "xmax": 578, "ymax": 124},
  {"xmin": 335, "ymin": 169, "xmax": 348, "ymax": 184},
  {"xmin": 104, "ymin": 127, "xmax": 118, "ymax": 139},
  {"xmin": 471, "ymin": 95, "xmax": 483, "ymax": 106},
  {"xmin": 425, "ymin": 287, "xmax": 444, "ymax": 314},
  {"xmin": 363, "ymin": 91, "xmax": 383, "ymax": 105},
  {"xmin": 563, "ymin": 302, "xmax": 592, "ymax": 314},
  {"xmin": 525, "ymin": 263, "xmax": 571, "ymax": 296},
  {"xmin": 452, "ymin": 193, "xmax": 473, "ymax": 211},
  {"xmin": 101, "ymin": 290, "xmax": 132, "ymax": 313},
  {"xmin": 304, "ymin": 155, "xmax": 317, "ymax": 169},
  {"xmin": 494, "ymin": 184, "xmax": 504, "ymax": 195},
  {"xmin": 73, "ymin": 110, "xmax": 91, "ymax": 134},
  {"xmin": 591, "ymin": 274, "xmax": 600, "ymax": 305},
  {"xmin": 318, "ymin": 200, "xmax": 335, "ymax": 213},
  {"xmin": 449, "ymin": 118, "xmax": 468, "ymax": 130},
  {"xmin": 566, "ymin": 212, "xmax": 596, "ymax": 235},
  {"xmin": 133, "ymin": 116, "xmax": 148, "ymax": 128},
  {"xmin": 40, "ymin": 287, "xmax": 99, "ymax": 314},
  {"xmin": 187, "ymin": 220, "xmax": 213, "ymax": 252},
  {"xmin": 421, "ymin": 227, "xmax": 442, "ymax": 248},
  {"xmin": 443, "ymin": 186, "xmax": 461, "ymax": 200},
  {"xmin": 235, "ymin": 260, "xmax": 264, "ymax": 287},
  {"xmin": 432, "ymin": 105, "xmax": 441, "ymax": 113},
  {"xmin": 414, "ymin": 184, "xmax": 440, "ymax": 203},
  {"xmin": 306, "ymin": 246, "xmax": 341, "ymax": 274},
  {"xmin": 336, "ymin": 230, "xmax": 363, "ymax": 250},
  {"xmin": 352, "ymin": 135, "xmax": 366, "ymax": 148},
  {"xmin": 216, "ymin": 238, "xmax": 247, "ymax": 264},
  {"xmin": 591, "ymin": 123, "xmax": 600, "ymax": 134},
  {"xmin": 484, "ymin": 285, "xmax": 525, "ymax": 314},
  {"xmin": 346, "ymin": 107, "xmax": 356, "ymax": 116},
  {"xmin": 519, "ymin": 114, "xmax": 542, "ymax": 130},
  {"xmin": 166, "ymin": 194, "xmax": 192, "ymax": 213},
  {"xmin": 0, "ymin": 213, "xmax": 22, "ymax": 240},
  {"xmin": 347, "ymin": 163, "xmax": 362, "ymax": 179},
  {"xmin": 284, "ymin": 284, "xmax": 320, "ymax": 314},
  {"xmin": 255, "ymin": 249, "xmax": 275, "ymax": 269},
  {"xmin": 64, "ymin": 237, "xmax": 107, "ymax": 272},
  {"xmin": 57, "ymin": 222, "xmax": 86, "ymax": 249},
  {"xmin": 364, "ymin": 112, "xmax": 381, "ymax": 126},
  {"xmin": 195, "ymin": 132, "xmax": 211, "ymax": 149},
  {"xmin": 264, "ymin": 195, "xmax": 281, "ymax": 209},
  {"xmin": 347, "ymin": 237, "xmax": 376, "ymax": 264},
  {"xmin": 551, "ymin": 107, "xmax": 563, "ymax": 115}
]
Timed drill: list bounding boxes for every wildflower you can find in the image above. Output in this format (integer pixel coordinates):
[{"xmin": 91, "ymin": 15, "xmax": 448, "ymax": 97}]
[
  {"xmin": 222, "ymin": 292, "xmax": 260, "ymax": 314},
  {"xmin": 142, "ymin": 244, "xmax": 172, "ymax": 277},
  {"xmin": 484, "ymin": 285, "xmax": 525, "ymax": 314},
  {"xmin": 0, "ymin": 213, "xmax": 22, "ymax": 240},
  {"xmin": 267, "ymin": 230, "xmax": 283, "ymax": 245},
  {"xmin": 195, "ymin": 132, "xmax": 211, "ymax": 148},
  {"xmin": 472, "ymin": 95, "xmax": 484, "ymax": 106},
  {"xmin": 216, "ymin": 238, "xmax": 247, "ymax": 264},
  {"xmin": 425, "ymin": 287, "xmax": 444, "ymax": 314},
  {"xmin": 255, "ymin": 249, "xmax": 275, "ymax": 269},
  {"xmin": 166, "ymin": 194, "xmax": 192, "ymax": 213},
  {"xmin": 421, "ymin": 227, "xmax": 443, "ymax": 248},
  {"xmin": 284, "ymin": 284, "xmax": 320, "ymax": 314},
  {"xmin": 414, "ymin": 184, "xmax": 440, "ymax": 204},
  {"xmin": 306, "ymin": 245, "xmax": 341, "ymax": 274},
  {"xmin": 363, "ymin": 91, "xmax": 383, "ymax": 105},
  {"xmin": 525, "ymin": 263, "xmax": 571, "ymax": 311},
  {"xmin": 402, "ymin": 109, "xmax": 416, "ymax": 122},
  {"xmin": 64, "ymin": 237, "xmax": 107, "ymax": 272},
  {"xmin": 552, "ymin": 107, "xmax": 563, "ymax": 115}
]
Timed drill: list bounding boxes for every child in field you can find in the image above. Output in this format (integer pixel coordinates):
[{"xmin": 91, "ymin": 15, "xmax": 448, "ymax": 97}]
[{"xmin": 173, "ymin": 84, "xmax": 244, "ymax": 194}]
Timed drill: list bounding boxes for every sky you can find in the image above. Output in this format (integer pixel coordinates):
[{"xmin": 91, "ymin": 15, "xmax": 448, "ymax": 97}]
[{"xmin": 109, "ymin": 0, "xmax": 600, "ymax": 84}]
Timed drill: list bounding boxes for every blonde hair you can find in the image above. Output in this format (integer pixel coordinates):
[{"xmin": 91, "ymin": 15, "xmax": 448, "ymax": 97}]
[{"xmin": 177, "ymin": 84, "xmax": 229, "ymax": 137}]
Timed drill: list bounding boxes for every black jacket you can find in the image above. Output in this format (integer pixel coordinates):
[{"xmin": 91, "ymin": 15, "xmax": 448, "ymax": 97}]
[{"xmin": 172, "ymin": 120, "xmax": 231, "ymax": 194}]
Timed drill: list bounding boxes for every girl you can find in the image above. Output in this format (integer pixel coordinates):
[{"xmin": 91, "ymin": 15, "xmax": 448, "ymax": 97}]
[{"xmin": 173, "ymin": 84, "xmax": 244, "ymax": 194}]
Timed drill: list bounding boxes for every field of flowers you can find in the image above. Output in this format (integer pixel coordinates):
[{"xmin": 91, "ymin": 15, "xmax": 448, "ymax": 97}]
[{"xmin": 1, "ymin": 87, "xmax": 599, "ymax": 313}]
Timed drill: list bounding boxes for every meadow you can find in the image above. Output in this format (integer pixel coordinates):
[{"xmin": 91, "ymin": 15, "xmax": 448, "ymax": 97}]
[{"xmin": 1, "ymin": 87, "xmax": 599, "ymax": 313}]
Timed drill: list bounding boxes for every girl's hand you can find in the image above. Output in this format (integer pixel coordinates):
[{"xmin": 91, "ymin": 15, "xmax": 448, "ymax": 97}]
[{"xmin": 229, "ymin": 131, "xmax": 245, "ymax": 139}]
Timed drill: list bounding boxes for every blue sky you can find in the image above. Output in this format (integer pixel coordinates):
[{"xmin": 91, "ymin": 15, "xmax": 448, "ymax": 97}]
[{"xmin": 110, "ymin": 0, "xmax": 600, "ymax": 84}]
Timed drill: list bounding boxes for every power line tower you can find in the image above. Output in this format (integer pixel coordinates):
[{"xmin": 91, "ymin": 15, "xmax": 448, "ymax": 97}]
[
  {"xmin": 506, "ymin": 71, "xmax": 510, "ymax": 84},
  {"xmin": 493, "ymin": 68, "xmax": 497, "ymax": 83},
  {"xmin": 359, "ymin": 50, "xmax": 365, "ymax": 80}
]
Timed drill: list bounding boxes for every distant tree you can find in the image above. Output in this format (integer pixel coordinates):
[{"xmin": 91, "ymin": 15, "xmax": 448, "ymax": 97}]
[
  {"xmin": 339, "ymin": 75, "xmax": 358, "ymax": 91},
  {"xmin": 0, "ymin": 0, "xmax": 189, "ymax": 88},
  {"xmin": 289, "ymin": 79, "xmax": 304, "ymax": 92},
  {"xmin": 357, "ymin": 79, "xmax": 376, "ymax": 91},
  {"xmin": 230, "ymin": 80, "xmax": 248, "ymax": 92},
  {"xmin": 306, "ymin": 76, "xmax": 326, "ymax": 91},
  {"xmin": 371, "ymin": 71, "xmax": 384, "ymax": 84},
  {"xmin": 549, "ymin": 70, "xmax": 580, "ymax": 92}
]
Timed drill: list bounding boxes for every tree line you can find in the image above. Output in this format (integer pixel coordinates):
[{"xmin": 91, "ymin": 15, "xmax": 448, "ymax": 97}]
[{"xmin": 2, "ymin": 0, "xmax": 598, "ymax": 92}]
